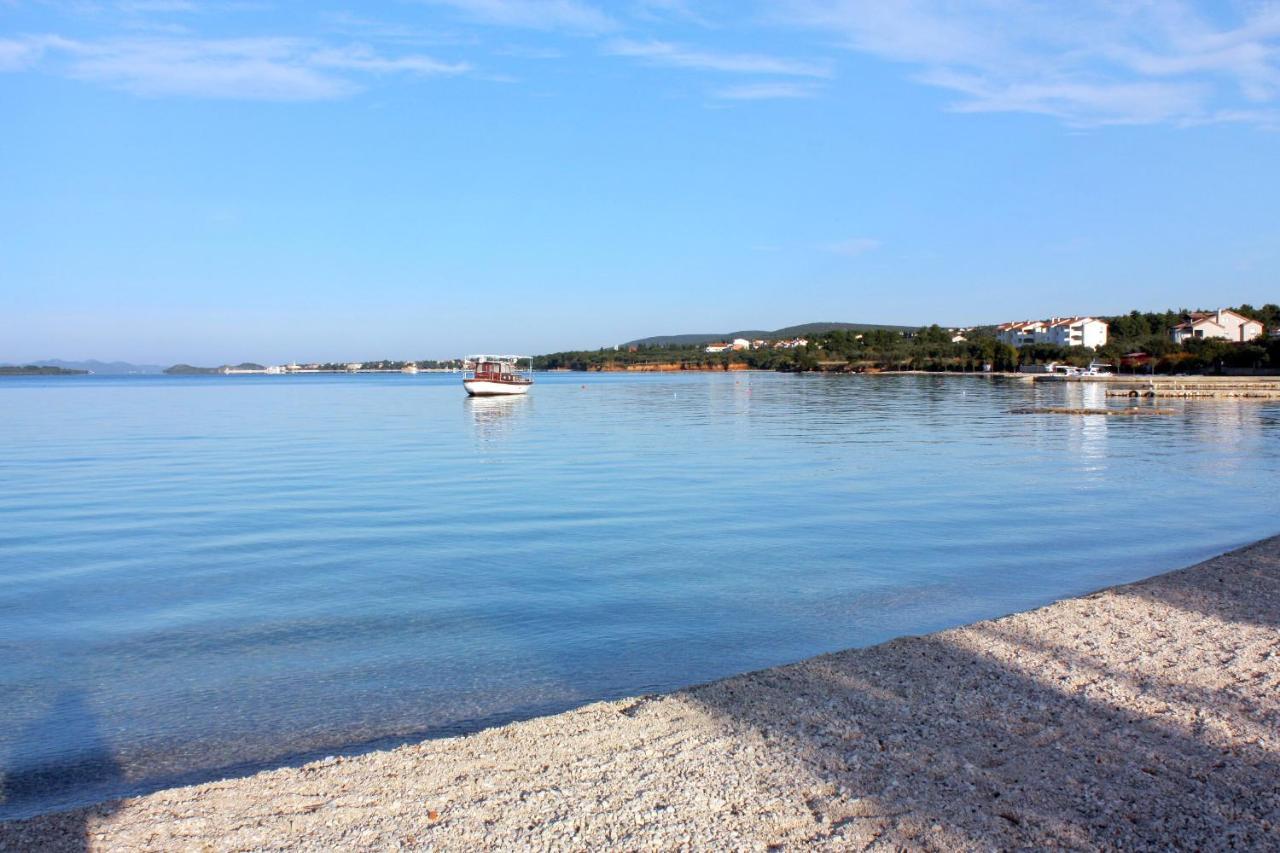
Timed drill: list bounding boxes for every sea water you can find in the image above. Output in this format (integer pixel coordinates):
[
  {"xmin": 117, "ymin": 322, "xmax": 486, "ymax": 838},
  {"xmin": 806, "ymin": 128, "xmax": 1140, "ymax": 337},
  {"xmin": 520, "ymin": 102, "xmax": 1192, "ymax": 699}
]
[{"xmin": 2, "ymin": 371, "xmax": 1278, "ymax": 818}]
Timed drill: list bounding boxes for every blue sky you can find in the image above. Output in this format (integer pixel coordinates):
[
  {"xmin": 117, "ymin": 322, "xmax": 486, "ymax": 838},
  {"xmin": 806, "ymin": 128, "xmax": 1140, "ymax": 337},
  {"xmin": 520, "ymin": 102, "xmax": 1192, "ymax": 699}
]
[{"xmin": 2, "ymin": 0, "xmax": 1278, "ymax": 363}]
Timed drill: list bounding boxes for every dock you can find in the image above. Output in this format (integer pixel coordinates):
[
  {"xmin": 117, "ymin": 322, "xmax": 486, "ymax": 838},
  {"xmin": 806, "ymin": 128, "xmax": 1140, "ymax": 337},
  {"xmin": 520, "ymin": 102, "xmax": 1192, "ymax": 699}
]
[
  {"xmin": 1026, "ymin": 374, "xmax": 1280, "ymax": 398},
  {"xmin": 1010, "ymin": 407, "xmax": 1175, "ymax": 416},
  {"xmin": 1102, "ymin": 378, "xmax": 1280, "ymax": 399}
]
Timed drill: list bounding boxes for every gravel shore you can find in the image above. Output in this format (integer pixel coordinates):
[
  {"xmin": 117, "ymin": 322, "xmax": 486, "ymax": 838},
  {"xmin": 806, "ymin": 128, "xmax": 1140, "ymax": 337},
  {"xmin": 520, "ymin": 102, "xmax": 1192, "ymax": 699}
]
[{"xmin": 4, "ymin": 536, "xmax": 1278, "ymax": 851}]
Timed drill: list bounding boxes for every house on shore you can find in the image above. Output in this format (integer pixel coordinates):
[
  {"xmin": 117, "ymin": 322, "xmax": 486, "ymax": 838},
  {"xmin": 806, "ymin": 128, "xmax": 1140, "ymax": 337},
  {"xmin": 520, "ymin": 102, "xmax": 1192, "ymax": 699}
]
[
  {"xmin": 1170, "ymin": 309, "xmax": 1265, "ymax": 344},
  {"xmin": 704, "ymin": 342, "xmax": 732, "ymax": 353},
  {"xmin": 995, "ymin": 320, "xmax": 1045, "ymax": 347},
  {"xmin": 997, "ymin": 317, "xmax": 1108, "ymax": 348}
]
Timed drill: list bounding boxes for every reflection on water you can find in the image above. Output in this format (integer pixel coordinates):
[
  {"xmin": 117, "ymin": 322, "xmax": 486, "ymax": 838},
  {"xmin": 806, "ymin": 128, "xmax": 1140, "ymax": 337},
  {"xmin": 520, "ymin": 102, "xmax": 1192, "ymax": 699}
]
[
  {"xmin": 466, "ymin": 395, "xmax": 531, "ymax": 444},
  {"xmin": 0, "ymin": 372, "xmax": 1277, "ymax": 819}
]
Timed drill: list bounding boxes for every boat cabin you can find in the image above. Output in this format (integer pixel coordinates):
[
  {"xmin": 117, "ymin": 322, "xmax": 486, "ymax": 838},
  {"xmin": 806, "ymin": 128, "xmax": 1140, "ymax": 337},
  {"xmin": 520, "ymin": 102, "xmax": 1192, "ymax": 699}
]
[{"xmin": 465, "ymin": 356, "xmax": 532, "ymax": 384}]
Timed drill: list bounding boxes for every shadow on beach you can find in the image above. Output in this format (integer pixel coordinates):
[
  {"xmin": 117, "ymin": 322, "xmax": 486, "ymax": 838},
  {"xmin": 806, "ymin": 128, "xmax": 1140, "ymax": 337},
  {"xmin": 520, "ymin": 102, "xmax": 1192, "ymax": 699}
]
[
  {"xmin": 669, "ymin": 536, "xmax": 1280, "ymax": 847},
  {"xmin": 1, "ymin": 689, "xmax": 123, "ymax": 851}
]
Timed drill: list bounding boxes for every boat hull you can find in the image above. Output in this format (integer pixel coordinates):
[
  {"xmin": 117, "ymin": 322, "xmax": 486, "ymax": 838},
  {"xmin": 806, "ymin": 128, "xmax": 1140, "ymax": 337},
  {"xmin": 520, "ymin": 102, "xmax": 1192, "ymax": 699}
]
[{"xmin": 463, "ymin": 379, "xmax": 532, "ymax": 397}]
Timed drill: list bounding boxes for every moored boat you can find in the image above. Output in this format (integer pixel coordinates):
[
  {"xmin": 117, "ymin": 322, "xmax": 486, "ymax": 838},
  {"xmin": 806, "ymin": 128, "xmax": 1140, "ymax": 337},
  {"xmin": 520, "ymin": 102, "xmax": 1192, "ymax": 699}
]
[{"xmin": 463, "ymin": 355, "xmax": 533, "ymax": 396}]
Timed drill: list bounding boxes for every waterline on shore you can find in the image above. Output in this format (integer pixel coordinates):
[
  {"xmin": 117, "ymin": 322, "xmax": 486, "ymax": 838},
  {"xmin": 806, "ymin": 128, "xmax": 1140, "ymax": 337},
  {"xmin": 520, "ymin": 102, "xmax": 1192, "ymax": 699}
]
[{"xmin": 3, "ymin": 534, "xmax": 1278, "ymax": 849}]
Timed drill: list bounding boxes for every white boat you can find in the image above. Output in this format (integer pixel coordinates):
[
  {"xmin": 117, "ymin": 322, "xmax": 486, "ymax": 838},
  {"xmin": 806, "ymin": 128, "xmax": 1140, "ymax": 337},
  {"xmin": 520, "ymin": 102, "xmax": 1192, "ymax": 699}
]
[
  {"xmin": 1046, "ymin": 360, "xmax": 1115, "ymax": 378},
  {"xmin": 1084, "ymin": 360, "xmax": 1114, "ymax": 376},
  {"xmin": 462, "ymin": 355, "xmax": 533, "ymax": 396}
]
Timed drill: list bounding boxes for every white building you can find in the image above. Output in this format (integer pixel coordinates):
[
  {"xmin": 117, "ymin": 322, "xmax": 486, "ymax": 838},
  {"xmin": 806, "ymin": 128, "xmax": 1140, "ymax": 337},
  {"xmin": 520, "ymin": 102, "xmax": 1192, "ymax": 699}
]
[
  {"xmin": 1043, "ymin": 317, "xmax": 1109, "ymax": 348},
  {"xmin": 996, "ymin": 320, "xmax": 1047, "ymax": 347},
  {"xmin": 997, "ymin": 317, "xmax": 1108, "ymax": 348},
  {"xmin": 704, "ymin": 342, "xmax": 732, "ymax": 353},
  {"xmin": 731, "ymin": 338, "xmax": 751, "ymax": 351},
  {"xmin": 1170, "ymin": 309, "xmax": 1265, "ymax": 344}
]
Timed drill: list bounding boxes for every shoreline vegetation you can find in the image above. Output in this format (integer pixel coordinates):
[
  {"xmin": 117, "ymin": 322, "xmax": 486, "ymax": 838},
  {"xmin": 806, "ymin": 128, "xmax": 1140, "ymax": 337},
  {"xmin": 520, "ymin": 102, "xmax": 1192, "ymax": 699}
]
[
  {"xmin": 14, "ymin": 306, "xmax": 1277, "ymax": 379},
  {"xmin": 3, "ymin": 535, "xmax": 1277, "ymax": 849},
  {"xmin": 0, "ymin": 365, "xmax": 88, "ymax": 375},
  {"xmin": 534, "ymin": 305, "xmax": 1280, "ymax": 376}
]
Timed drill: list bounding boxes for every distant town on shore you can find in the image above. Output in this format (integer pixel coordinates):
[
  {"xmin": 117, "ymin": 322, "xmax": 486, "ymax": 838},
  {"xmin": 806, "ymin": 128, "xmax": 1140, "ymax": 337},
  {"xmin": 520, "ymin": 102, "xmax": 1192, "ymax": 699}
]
[{"xmin": 5, "ymin": 304, "xmax": 1278, "ymax": 378}]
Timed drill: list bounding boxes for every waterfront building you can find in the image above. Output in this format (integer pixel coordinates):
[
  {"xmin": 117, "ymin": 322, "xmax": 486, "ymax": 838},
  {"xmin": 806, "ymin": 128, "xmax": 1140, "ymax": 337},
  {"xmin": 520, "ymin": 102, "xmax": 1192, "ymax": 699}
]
[
  {"xmin": 731, "ymin": 338, "xmax": 750, "ymax": 351},
  {"xmin": 995, "ymin": 320, "xmax": 1048, "ymax": 347},
  {"xmin": 1170, "ymin": 309, "xmax": 1265, "ymax": 344},
  {"xmin": 704, "ymin": 342, "xmax": 732, "ymax": 353},
  {"xmin": 997, "ymin": 317, "xmax": 1108, "ymax": 348},
  {"xmin": 1044, "ymin": 317, "xmax": 1109, "ymax": 348},
  {"xmin": 996, "ymin": 320, "xmax": 1045, "ymax": 347}
]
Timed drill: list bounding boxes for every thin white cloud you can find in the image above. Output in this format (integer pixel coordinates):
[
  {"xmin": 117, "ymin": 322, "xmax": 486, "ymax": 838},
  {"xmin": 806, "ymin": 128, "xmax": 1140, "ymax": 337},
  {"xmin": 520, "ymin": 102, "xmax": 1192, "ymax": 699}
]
[
  {"xmin": 1, "ymin": 34, "xmax": 471, "ymax": 100},
  {"xmin": 319, "ymin": 11, "xmax": 478, "ymax": 48},
  {"xmin": 309, "ymin": 44, "xmax": 470, "ymax": 76},
  {"xmin": 416, "ymin": 0, "xmax": 615, "ymax": 34},
  {"xmin": 0, "ymin": 37, "xmax": 49, "ymax": 71},
  {"xmin": 630, "ymin": 0, "xmax": 717, "ymax": 27},
  {"xmin": 824, "ymin": 237, "xmax": 880, "ymax": 256},
  {"xmin": 0, "ymin": 34, "xmax": 79, "ymax": 71},
  {"xmin": 115, "ymin": 1, "xmax": 199, "ymax": 12},
  {"xmin": 770, "ymin": 0, "xmax": 1280, "ymax": 127},
  {"xmin": 608, "ymin": 38, "xmax": 830, "ymax": 77},
  {"xmin": 714, "ymin": 81, "xmax": 818, "ymax": 99}
]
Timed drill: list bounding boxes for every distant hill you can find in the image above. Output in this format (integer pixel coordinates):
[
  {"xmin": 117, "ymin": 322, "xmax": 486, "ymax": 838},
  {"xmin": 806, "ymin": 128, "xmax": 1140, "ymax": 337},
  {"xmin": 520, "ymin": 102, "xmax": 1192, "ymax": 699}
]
[
  {"xmin": 10, "ymin": 359, "xmax": 167, "ymax": 374},
  {"xmin": 624, "ymin": 321, "xmax": 920, "ymax": 348}
]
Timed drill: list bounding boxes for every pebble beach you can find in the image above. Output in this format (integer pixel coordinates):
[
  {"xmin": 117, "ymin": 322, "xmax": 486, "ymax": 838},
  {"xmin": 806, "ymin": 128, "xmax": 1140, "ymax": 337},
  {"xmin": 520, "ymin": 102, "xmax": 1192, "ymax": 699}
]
[{"xmin": 3, "ymin": 535, "xmax": 1277, "ymax": 851}]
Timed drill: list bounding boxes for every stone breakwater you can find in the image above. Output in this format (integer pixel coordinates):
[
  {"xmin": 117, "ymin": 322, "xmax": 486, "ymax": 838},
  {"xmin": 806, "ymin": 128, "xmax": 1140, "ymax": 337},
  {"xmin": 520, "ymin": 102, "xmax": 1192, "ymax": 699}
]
[{"xmin": 3, "ymin": 537, "xmax": 1278, "ymax": 851}]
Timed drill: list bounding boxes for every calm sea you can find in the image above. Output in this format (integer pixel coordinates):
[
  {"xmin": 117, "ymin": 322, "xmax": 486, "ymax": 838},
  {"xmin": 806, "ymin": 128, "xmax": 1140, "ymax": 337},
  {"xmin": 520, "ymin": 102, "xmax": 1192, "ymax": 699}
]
[{"xmin": 2, "ymin": 372, "xmax": 1278, "ymax": 818}]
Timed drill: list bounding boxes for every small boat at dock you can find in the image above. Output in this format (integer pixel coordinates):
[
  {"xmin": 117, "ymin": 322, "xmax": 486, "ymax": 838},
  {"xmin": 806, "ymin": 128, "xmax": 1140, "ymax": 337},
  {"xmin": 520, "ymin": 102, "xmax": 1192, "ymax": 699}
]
[{"xmin": 463, "ymin": 355, "xmax": 533, "ymax": 396}]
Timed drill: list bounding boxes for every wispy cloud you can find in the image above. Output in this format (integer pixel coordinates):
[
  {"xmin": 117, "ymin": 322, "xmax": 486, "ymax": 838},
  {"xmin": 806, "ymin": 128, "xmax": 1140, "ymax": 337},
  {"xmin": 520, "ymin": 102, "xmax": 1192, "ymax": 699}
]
[
  {"xmin": 308, "ymin": 44, "xmax": 469, "ymax": 76},
  {"xmin": 608, "ymin": 38, "xmax": 830, "ymax": 77},
  {"xmin": 630, "ymin": 0, "xmax": 717, "ymax": 27},
  {"xmin": 771, "ymin": 0, "xmax": 1280, "ymax": 127},
  {"xmin": 0, "ymin": 36, "xmax": 53, "ymax": 71},
  {"xmin": 115, "ymin": 0, "xmax": 198, "ymax": 12},
  {"xmin": 824, "ymin": 236, "xmax": 880, "ymax": 256},
  {"xmin": 0, "ymin": 35, "xmax": 470, "ymax": 100},
  {"xmin": 415, "ymin": 0, "xmax": 615, "ymax": 35},
  {"xmin": 713, "ymin": 81, "xmax": 818, "ymax": 99},
  {"xmin": 319, "ymin": 11, "xmax": 477, "ymax": 47}
]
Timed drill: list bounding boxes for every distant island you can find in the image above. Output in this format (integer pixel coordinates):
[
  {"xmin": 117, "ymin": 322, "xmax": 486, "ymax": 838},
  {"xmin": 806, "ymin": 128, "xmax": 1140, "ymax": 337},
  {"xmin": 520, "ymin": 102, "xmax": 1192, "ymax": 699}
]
[
  {"xmin": 0, "ymin": 365, "xmax": 88, "ymax": 375},
  {"xmin": 0, "ymin": 359, "xmax": 165, "ymax": 374},
  {"xmin": 165, "ymin": 363, "xmax": 266, "ymax": 375}
]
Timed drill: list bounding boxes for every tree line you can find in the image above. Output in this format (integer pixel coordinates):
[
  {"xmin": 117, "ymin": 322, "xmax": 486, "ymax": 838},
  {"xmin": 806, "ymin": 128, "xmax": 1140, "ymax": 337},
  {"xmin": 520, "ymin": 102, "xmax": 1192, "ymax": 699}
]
[{"xmin": 533, "ymin": 304, "xmax": 1279, "ymax": 374}]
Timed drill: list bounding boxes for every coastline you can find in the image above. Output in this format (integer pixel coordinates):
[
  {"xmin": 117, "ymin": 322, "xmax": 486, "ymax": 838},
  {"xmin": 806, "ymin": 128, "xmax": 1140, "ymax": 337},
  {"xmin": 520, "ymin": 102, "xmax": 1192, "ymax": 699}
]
[{"xmin": 4, "ymin": 536, "xmax": 1277, "ymax": 850}]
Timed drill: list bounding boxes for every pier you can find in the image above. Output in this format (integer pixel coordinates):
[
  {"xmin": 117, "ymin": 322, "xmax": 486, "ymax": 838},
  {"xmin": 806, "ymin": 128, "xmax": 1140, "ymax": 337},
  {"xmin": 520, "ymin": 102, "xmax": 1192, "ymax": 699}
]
[
  {"xmin": 1101, "ymin": 378, "xmax": 1280, "ymax": 399},
  {"xmin": 1026, "ymin": 374, "xmax": 1280, "ymax": 398}
]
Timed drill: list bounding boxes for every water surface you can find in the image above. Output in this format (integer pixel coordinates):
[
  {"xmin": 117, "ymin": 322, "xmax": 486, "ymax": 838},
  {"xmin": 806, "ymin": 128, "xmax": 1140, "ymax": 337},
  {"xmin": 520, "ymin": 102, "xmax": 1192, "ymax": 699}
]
[{"xmin": 2, "ymin": 372, "xmax": 1278, "ymax": 818}]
